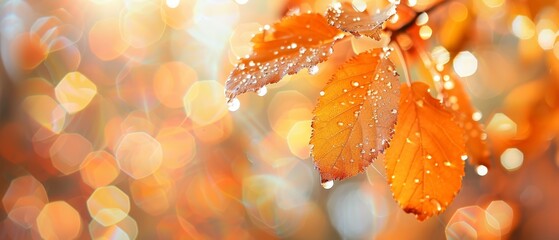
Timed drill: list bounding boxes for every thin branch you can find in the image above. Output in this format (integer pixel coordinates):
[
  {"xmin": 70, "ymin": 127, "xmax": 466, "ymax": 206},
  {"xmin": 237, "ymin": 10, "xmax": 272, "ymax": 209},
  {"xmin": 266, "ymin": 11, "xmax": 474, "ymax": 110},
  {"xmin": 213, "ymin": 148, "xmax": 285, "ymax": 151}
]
[{"xmin": 390, "ymin": 0, "xmax": 449, "ymax": 41}]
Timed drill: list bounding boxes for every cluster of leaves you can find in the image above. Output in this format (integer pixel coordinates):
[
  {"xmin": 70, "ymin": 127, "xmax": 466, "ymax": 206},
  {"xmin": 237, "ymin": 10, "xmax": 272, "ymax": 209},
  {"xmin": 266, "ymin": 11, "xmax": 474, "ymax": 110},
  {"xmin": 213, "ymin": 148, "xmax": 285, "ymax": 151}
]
[{"xmin": 225, "ymin": 1, "xmax": 490, "ymax": 221}]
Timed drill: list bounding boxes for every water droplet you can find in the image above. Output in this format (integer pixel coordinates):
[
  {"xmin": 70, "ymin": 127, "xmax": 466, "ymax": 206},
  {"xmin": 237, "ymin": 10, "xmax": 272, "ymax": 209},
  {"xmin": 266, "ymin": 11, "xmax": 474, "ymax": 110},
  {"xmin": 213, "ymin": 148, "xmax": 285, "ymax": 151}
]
[
  {"xmin": 319, "ymin": 91, "xmax": 325, "ymax": 96},
  {"xmin": 391, "ymin": 175, "xmax": 395, "ymax": 179},
  {"xmin": 391, "ymin": 109, "xmax": 397, "ymax": 114},
  {"xmin": 227, "ymin": 98, "xmax": 240, "ymax": 112},
  {"xmin": 444, "ymin": 161, "xmax": 451, "ymax": 167},
  {"xmin": 256, "ymin": 86, "xmax": 267, "ymax": 96},
  {"xmin": 426, "ymin": 170, "xmax": 431, "ymax": 174},
  {"xmin": 308, "ymin": 65, "xmax": 319, "ymax": 75},
  {"xmin": 321, "ymin": 180, "xmax": 334, "ymax": 189},
  {"xmin": 248, "ymin": 61, "xmax": 255, "ymax": 67},
  {"xmin": 291, "ymin": 43, "xmax": 297, "ymax": 49},
  {"xmin": 414, "ymin": 178, "xmax": 420, "ymax": 183},
  {"xmin": 431, "ymin": 199, "xmax": 442, "ymax": 212},
  {"xmin": 460, "ymin": 154, "xmax": 468, "ymax": 161},
  {"xmin": 299, "ymin": 47, "xmax": 307, "ymax": 54},
  {"xmin": 416, "ymin": 100, "xmax": 424, "ymax": 107},
  {"xmin": 352, "ymin": 81, "xmax": 359, "ymax": 87},
  {"xmin": 337, "ymin": 122, "xmax": 344, "ymax": 126}
]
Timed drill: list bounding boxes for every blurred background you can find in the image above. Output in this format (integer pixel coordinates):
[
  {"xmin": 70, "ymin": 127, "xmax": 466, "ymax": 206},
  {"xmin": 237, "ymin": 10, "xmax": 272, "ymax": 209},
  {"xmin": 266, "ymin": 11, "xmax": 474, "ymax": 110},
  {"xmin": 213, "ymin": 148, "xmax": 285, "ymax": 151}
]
[{"xmin": 1, "ymin": 0, "xmax": 559, "ymax": 239}]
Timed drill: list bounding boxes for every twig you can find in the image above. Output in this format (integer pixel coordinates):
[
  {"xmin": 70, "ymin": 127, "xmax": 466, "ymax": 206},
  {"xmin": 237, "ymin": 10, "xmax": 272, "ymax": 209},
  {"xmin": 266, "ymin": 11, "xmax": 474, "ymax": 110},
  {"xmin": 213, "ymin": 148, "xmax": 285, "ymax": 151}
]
[{"xmin": 390, "ymin": 0, "xmax": 449, "ymax": 41}]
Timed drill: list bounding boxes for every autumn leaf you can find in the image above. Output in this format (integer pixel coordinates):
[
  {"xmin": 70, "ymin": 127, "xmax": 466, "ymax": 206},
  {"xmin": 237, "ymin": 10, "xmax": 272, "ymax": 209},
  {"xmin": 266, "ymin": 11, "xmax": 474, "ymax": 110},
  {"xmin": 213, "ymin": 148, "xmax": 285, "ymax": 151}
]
[
  {"xmin": 311, "ymin": 50, "xmax": 400, "ymax": 182},
  {"xmin": 325, "ymin": 2, "xmax": 397, "ymax": 40},
  {"xmin": 225, "ymin": 13, "xmax": 344, "ymax": 102},
  {"xmin": 442, "ymin": 75, "xmax": 491, "ymax": 169},
  {"xmin": 385, "ymin": 82, "xmax": 465, "ymax": 221}
]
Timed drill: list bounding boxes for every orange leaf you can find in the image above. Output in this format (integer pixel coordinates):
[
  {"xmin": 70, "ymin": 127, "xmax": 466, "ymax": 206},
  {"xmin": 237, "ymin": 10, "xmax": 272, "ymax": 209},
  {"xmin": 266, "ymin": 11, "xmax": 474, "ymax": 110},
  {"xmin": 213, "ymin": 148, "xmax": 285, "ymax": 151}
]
[
  {"xmin": 442, "ymin": 75, "xmax": 491, "ymax": 169},
  {"xmin": 385, "ymin": 82, "xmax": 465, "ymax": 221},
  {"xmin": 225, "ymin": 14, "xmax": 343, "ymax": 101},
  {"xmin": 325, "ymin": 2, "xmax": 396, "ymax": 40},
  {"xmin": 311, "ymin": 50, "xmax": 400, "ymax": 182}
]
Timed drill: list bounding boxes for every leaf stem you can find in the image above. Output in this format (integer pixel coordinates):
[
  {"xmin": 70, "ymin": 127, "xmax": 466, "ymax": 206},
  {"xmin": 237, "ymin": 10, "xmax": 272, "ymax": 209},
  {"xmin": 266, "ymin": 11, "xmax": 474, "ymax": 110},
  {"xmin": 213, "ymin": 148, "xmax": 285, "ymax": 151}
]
[
  {"xmin": 391, "ymin": 41, "xmax": 412, "ymax": 87},
  {"xmin": 412, "ymin": 42, "xmax": 445, "ymax": 93}
]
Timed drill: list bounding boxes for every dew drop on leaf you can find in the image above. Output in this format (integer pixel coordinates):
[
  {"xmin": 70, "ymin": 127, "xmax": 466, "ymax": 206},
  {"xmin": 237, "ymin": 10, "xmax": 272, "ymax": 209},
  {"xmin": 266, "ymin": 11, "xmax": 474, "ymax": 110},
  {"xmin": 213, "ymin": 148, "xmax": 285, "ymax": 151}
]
[
  {"xmin": 256, "ymin": 86, "xmax": 267, "ymax": 96},
  {"xmin": 309, "ymin": 65, "xmax": 319, "ymax": 75},
  {"xmin": 431, "ymin": 199, "xmax": 442, "ymax": 212},
  {"xmin": 227, "ymin": 98, "xmax": 240, "ymax": 112},
  {"xmin": 321, "ymin": 180, "xmax": 334, "ymax": 189}
]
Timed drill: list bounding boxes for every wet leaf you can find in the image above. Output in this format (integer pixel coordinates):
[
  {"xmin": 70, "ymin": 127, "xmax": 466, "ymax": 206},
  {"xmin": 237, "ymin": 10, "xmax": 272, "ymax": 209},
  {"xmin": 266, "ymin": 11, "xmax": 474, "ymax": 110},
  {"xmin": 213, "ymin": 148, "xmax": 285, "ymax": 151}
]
[
  {"xmin": 311, "ymin": 50, "xmax": 400, "ymax": 182},
  {"xmin": 225, "ymin": 13, "xmax": 343, "ymax": 102},
  {"xmin": 442, "ymin": 75, "xmax": 491, "ymax": 169},
  {"xmin": 325, "ymin": 2, "xmax": 397, "ymax": 40},
  {"xmin": 385, "ymin": 82, "xmax": 465, "ymax": 221}
]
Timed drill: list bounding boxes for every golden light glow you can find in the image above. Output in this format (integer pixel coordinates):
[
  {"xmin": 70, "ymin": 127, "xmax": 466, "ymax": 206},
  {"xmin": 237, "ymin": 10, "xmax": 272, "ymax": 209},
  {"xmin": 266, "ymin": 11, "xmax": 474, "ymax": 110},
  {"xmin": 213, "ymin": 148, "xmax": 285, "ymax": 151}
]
[
  {"xmin": 22, "ymin": 95, "xmax": 66, "ymax": 133},
  {"xmin": 153, "ymin": 61, "xmax": 197, "ymax": 109},
  {"xmin": 87, "ymin": 186, "xmax": 131, "ymax": 226},
  {"xmin": 115, "ymin": 132, "xmax": 163, "ymax": 179},
  {"xmin": 287, "ymin": 120, "xmax": 312, "ymax": 159},
  {"xmin": 37, "ymin": 201, "xmax": 82, "ymax": 240},
  {"xmin": 512, "ymin": 15, "xmax": 536, "ymax": 40},
  {"xmin": 89, "ymin": 18, "xmax": 129, "ymax": 61},
  {"xmin": 487, "ymin": 113, "xmax": 517, "ymax": 139},
  {"xmin": 49, "ymin": 133, "xmax": 93, "ymax": 175},
  {"xmin": 419, "ymin": 25, "xmax": 432, "ymax": 40},
  {"xmin": 55, "ymin": 71, "xmax": 98, "ymax": 114},
  {"xmin": 80, "ymin": 151, "xmax": 120, "ymax": 188},
  {"xmin": 183, "ymin": 80, "xmax": 228, "ymax": 126}
]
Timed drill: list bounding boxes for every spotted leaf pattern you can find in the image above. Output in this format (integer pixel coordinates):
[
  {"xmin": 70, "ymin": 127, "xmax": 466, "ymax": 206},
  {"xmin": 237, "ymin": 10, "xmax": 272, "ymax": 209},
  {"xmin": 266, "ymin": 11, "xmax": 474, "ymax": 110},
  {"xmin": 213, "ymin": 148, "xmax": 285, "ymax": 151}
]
[
  {"xmin": 385, "ymin": 82, "xmax": 466, "ymax": 221},
  {"xmin": 225, "ymin": 13, "xmax": 344, "ymax": 102},
  {"xmin": 311, "ymin": 50, "xmax": 400, "ymax": 182}
]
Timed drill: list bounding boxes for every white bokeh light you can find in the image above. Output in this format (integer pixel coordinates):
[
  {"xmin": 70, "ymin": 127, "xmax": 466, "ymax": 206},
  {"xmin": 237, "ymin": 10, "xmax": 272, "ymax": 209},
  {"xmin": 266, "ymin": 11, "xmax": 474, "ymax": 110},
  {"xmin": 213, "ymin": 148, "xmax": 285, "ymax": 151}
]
[
  {"xmin": 166, "ymin": 0, "xmax": 180, "ymax": 8},
  {"xmin": 453, "ymin": 51, "xmax": 478, "ymax": 77}
]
